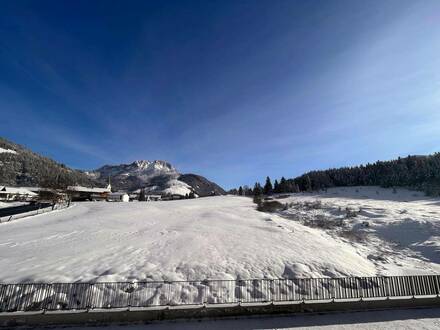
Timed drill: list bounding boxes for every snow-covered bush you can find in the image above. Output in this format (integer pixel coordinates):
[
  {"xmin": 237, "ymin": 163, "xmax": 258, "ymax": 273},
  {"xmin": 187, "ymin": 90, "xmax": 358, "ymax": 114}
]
[{"xmin": 256, "ymin": 200, "xmax": 285, "ymax": 212}]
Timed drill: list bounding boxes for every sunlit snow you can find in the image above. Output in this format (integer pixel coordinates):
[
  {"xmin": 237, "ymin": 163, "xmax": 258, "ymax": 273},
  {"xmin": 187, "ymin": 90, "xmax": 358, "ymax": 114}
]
[{"xmin": 0, "ymin": 187, "xmax": 439, "ymax": 283}]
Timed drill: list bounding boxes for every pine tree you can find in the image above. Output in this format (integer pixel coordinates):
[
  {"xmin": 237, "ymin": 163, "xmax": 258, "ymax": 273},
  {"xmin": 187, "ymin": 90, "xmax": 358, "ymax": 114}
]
[
  {"xmin": 253, "ymin": 182, "xmax": 262, "ymax": 196},
  {"xmin": 263, "ymin": 176, "xmax": 273, "ymax": 195},
  {"xmin": 305, "ymin": 175, "xmax": 312, "ymax": 192},
  {"xmin": 279, "ymin": 177, "xmax": 287, "ymax": 193},
  {"xmin": 139, "ymin": 188, "xmax": 146, "ymax": 201},
  {"xmin": 273, "ymin": 179, "xmax": 279, "ymax": 193},
  {"xmin": 238, "ymin": 186, "xmax": 243, "ymax": 196},
  {"xmin": 243, "ymin": 185, "xmax": 252, "ymax": 196},
  {"xmin": 252, "ymin": 182, "xmax": 263, "ymax": 204}
]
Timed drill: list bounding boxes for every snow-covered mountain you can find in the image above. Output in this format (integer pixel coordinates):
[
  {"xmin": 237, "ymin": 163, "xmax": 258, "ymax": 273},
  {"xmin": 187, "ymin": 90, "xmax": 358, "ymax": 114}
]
[
  {"xmin": 88, "ymin": 160, "xmax": 225, "ymax": 196},
  {"xmin": 0, "ymin": 137, "xmax": 225, "ymax": 196},
  {"xmin": 88, "ymin": 160, "xmax": 177, "ymax": 182}
]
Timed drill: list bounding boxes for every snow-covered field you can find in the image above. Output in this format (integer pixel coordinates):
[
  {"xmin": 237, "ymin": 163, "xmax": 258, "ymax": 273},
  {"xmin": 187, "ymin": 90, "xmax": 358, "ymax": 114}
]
[{"xmin": 0, "ymin": 186, "xmax": 439, "ymax": 283}]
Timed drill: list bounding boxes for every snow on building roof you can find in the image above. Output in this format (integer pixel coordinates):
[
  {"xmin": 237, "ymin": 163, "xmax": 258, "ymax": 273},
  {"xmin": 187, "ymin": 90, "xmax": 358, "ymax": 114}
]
[
  {"xmin": 108, "ymin": 192, "xmax": 129, "ymax": 197},
  {"xmin": 18, "ymin": 187, "xmax": 44, "ymax": 192},
  {"xmin": 67, "ymin": 186, "xmax": 111, "ymax": 193},
  {"xmin": 0, "ymin": 186, "xmax": 38, "ymax": 196}
]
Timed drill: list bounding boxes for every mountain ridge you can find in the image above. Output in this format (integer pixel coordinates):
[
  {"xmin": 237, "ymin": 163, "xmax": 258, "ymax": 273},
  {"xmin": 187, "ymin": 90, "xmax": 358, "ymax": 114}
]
[
  {"xmin": 0, "ymin": 137, "xmax": 225, "ymax": 197},
  {"xmin": 88, "ymin": 160, "xmax": 225, "ymax": 196}
]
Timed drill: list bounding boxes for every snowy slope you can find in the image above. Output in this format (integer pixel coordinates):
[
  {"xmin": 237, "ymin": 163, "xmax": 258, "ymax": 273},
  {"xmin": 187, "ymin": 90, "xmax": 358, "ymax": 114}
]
[
  {"xmin": 273, "ymin": 186, "xmax": 440, "ymax": 275},
  {"xmin": 0, "ymin": 197, "xmax": 377, "ymax": 283},
  {"xmin": 161, "ymin": 178, "xmax": 193, "ymax": 196},
  {"xmin": 0, "ymin": 187, "xmax": 439, "ymax": 283},
  {"xmin": 0, "ymin": 147, "xmax": 17, "ymax": 154}
]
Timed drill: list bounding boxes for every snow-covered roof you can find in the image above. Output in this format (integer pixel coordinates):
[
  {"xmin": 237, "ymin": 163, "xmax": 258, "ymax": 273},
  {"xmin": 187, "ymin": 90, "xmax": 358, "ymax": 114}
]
[
  {"xmin": 108, "ymin": 192, "xmax": 129, "ymax": 197},
  {"xmin": 0, "ymin": 186, "xmax": 37, "ymax": 196},
  {"xmin": 18, "ymin": 186, "xmax": 44, "ymax": 192},
  {"xmin": 67, "ymin": 186, "xmax": 110, "ymax": 193}
]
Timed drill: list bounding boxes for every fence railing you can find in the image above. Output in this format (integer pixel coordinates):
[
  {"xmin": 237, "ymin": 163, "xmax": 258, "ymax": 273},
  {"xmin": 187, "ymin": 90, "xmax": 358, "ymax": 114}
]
[
  {"xmin": 1, "ymin": 275, "xmax": 439, "ymax": 313},
  {"xmin": 0, "ymin": 203, "xmax": 68, "ymax": 224}
]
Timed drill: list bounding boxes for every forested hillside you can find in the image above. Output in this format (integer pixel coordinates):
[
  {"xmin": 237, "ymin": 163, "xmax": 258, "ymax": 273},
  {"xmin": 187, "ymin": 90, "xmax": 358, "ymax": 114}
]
[
  {"xmin": 293, "ymin": 154, "xmax": 440, "ymax": 195},
  {"xmin": 0, "ymin": 137, "xmax": 99, "ymax": 188},
  {"xmin": 234, "ymin": 154, "xmax": 440, "ymax": 197}
]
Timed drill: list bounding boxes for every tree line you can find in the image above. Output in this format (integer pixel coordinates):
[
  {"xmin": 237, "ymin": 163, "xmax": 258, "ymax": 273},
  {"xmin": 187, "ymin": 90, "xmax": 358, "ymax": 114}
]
[{"xmin": 231, "ymin": 153, "xmax": 440, "ymax": 197}]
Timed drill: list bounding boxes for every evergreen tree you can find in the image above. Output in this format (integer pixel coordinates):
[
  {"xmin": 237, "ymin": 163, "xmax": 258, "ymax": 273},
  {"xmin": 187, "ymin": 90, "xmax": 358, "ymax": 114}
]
[
  {"xmin": 238, "ymin": 186, "xmax": 243, "ymax": 196},
  {"xmin": 253, "ymin": 182, "xmax": 262, "ymax": 196},
  {"xmin": 139, "ymin": 188, "xmax": 146, "ymax": 201},
  {"xmin": 252, "ymin": 182, "xmax": 263, "ymax": 204},
  {"xmin": 273, "ymin": 179, "xmax": 279, "ymax": 193},
  {"xmin": 263, "ymin": 176, "xmax": 273, "ymax": 195},
  {"xmin": 305, "ymin": 175, "xmax": 312, "ymax": 192},
  {"xmin": 279, "ymin": 177, "xmax": 287, "ymax": 192}
]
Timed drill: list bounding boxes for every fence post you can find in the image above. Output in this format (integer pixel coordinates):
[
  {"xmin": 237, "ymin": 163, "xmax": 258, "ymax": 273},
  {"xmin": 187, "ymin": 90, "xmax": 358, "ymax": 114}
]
[
  {"xmin": 203, "ymin": 280, "xmax": 208, "ymax": 304},
  {"xmin": 436, "ymin": 276, "xmax": 440, "ymax": 298},
  {"xmin": 331, "ymin": 278, "xmax": 335, "ymax": 302},
  {"xmin": 385, "ymin": 277, "xmax": 390, "ymax": 299},
  {"xmin": 237, "ymin": 280, "xmax": 242, "ymax": 304},
  {"xmin": 410, "ymin": 276, "xmax": 416, "ymax": 299},
  {"xmin": 271, "ymin": 279, "xmax": 274, "ymax": 303}
]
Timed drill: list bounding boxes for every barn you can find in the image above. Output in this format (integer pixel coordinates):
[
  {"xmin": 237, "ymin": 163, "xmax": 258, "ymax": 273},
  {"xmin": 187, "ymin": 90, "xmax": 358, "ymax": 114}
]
[{"xmin": 66, "ymin": 185, "xmax": 111, "ymax": 201}]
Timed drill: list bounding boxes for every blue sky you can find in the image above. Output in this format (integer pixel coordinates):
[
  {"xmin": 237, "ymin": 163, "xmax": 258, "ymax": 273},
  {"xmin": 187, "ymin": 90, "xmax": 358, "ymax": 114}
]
[{"xmin": 1, "ymin": 0, "xmax": 440, "ymax": 189}]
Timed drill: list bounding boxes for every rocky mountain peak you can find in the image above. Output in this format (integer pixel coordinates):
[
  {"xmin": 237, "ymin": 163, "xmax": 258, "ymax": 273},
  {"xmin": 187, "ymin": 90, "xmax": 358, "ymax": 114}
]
[{"xmin": 131, "ymin": 160, "xmax": 175, "ymax": 172}]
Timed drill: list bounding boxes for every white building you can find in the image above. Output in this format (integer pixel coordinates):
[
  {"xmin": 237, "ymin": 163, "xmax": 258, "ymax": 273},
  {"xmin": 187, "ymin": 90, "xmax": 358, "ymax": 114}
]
[
  {"xmin": 146, "ymin": 195, "xmax": 162, "ymax": 201},
  {"xmin": 107, "ymin": 192, "xmax": 129, "ymax": 202}
]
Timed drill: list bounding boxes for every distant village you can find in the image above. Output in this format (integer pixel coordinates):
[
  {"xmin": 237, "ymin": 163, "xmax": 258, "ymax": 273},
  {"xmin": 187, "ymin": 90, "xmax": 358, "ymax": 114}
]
[{"xmin": 0, "ymin": 181, "xmax": 195, "ymax": 205}]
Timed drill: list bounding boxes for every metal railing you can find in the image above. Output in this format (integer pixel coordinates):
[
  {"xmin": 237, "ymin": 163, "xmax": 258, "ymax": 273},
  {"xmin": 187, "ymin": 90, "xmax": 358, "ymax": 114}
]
[
  {"xmin": 0, "ymin": 203, "xmax": 68, "ymax": 224},
  {"xmin": 1, "ymin": 275, "xmax": 439, "ymax": 312}
]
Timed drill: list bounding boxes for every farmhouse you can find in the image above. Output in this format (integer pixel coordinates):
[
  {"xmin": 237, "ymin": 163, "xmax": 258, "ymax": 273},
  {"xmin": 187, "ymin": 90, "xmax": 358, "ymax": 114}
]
[
  {"xmin": 107, "ymin": 192, "xmax": 129, "ymax": 202},
  {"xmin": 134, "ymin": 189, "xmax": 163, "ymax": 201},
  {"xmin": 161, "ymin": 194, "xmax": 184, "ymax": 201},
  {"xmin": 146, "ymin": 194, "xmax": 162, "ymax": 201},
  {"xmin": 66, "ymin": 185, "xmax": 111, "ymax": 201},
  {"xmin": 0, "ymin": 186, "xmax": 38, "ymax": 201}
]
